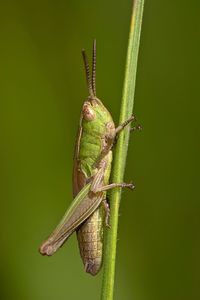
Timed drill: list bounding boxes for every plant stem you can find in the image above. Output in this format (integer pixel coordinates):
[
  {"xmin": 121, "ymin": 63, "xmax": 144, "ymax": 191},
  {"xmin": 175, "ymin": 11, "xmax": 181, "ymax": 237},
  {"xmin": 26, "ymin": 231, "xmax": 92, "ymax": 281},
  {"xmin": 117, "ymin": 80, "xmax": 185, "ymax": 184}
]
[{"xmin": 100, "ymin": 0, "xmax": 145, "ymax": 299}]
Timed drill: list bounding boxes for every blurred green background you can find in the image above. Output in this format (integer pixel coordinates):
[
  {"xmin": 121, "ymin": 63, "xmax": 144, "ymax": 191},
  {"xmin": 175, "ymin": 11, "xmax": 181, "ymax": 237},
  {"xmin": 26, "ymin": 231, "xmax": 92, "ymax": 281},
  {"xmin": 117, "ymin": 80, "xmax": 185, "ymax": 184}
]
[{"xmin": 1, "ymin": 0, "xmax": 200, "ymax": 299}]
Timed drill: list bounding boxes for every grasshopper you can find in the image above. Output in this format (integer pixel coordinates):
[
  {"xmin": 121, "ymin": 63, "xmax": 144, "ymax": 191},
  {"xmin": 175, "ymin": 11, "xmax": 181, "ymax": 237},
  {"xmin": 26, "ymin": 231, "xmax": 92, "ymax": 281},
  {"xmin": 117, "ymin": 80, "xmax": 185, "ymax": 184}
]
[{"xmin": 39, "ymin": 40, "xmax": 136, "ymax": 275}]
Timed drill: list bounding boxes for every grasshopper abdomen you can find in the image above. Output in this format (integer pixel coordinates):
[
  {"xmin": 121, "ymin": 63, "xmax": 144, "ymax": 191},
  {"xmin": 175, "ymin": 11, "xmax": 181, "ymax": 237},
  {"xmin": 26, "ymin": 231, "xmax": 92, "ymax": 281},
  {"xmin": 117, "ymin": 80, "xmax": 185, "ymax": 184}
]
[{"xmin": 77, "ymin": 205, "xmax": 104, "ymax": 275}]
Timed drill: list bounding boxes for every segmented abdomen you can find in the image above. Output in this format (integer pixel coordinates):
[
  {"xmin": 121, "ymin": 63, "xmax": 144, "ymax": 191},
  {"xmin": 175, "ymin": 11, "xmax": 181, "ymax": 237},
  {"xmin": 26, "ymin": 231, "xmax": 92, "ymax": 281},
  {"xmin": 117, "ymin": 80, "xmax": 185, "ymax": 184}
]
[{"xmin": 76, "ymin": 205, "xmax": 104, "ymax": 276}]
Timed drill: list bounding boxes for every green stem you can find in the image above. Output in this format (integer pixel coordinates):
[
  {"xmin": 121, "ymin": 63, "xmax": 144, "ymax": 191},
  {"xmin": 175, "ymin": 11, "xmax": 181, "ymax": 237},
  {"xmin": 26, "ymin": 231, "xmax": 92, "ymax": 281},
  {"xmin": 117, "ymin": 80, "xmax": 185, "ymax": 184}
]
[{"xmin": 100, "ymin": 1, "xmax": 145, "ymax": 299}]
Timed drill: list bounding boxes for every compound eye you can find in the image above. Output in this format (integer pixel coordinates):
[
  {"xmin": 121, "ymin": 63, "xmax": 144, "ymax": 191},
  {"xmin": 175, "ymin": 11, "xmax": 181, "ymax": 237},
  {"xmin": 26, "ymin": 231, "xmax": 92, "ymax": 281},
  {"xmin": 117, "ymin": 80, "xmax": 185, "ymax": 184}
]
[{"xmin": 82, "ymin": 102, "xmax": 96, "ymax": 121}]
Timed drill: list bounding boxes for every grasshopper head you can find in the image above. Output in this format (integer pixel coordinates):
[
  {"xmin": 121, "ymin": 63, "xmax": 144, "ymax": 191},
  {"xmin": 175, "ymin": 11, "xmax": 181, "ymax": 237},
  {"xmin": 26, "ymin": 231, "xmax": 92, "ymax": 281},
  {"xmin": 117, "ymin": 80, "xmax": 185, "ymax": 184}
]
[{"xmin": 81, "ymin": 41, "xmax": 115, "ymax": 137}]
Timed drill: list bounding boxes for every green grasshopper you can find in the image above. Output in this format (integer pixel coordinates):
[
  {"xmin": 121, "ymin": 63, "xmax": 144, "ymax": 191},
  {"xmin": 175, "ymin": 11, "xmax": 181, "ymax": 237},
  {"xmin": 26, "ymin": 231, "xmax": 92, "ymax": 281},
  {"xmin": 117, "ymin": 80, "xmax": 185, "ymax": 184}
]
[{"xmin": 39, "ymin": 40, "xmax": 136, "ymax": 276}]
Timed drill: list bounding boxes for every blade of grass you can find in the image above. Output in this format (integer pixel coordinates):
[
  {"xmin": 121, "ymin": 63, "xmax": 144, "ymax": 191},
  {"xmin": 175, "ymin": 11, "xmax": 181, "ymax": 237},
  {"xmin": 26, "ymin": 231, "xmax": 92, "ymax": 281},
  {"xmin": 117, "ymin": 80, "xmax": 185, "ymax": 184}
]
[{"xmin": 101, "ymin": 0, "xmax": 145, "ymax": 299}]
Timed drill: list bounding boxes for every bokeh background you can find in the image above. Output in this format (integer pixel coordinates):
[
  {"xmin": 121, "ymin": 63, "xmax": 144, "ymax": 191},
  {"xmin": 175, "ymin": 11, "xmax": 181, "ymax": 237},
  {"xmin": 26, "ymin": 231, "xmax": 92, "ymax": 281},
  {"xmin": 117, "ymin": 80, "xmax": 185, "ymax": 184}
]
[{"xmin": 1, "ymin": 0, "xmax": 200, "ymax": 299}]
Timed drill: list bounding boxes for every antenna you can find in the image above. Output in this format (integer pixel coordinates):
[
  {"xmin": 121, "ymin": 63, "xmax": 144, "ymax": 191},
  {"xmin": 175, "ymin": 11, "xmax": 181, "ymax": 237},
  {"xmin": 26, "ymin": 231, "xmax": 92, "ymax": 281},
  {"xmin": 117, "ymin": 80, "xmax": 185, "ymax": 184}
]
[
  {"xmin": 82, "ymin": 49, "xmax": 94, "ymax": 97},
  {"xmin": 92, "ymin": 39, "xmax": 96, "ymax": 96}
]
